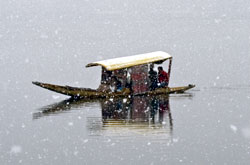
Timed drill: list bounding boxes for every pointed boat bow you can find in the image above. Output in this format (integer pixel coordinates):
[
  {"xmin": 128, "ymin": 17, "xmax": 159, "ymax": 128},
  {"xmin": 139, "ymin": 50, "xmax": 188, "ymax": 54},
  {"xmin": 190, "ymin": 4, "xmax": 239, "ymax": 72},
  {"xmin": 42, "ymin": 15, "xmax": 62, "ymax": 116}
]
[{"xmin": 32, "ymin": 81, "xmax": 102, "ymax": 98}]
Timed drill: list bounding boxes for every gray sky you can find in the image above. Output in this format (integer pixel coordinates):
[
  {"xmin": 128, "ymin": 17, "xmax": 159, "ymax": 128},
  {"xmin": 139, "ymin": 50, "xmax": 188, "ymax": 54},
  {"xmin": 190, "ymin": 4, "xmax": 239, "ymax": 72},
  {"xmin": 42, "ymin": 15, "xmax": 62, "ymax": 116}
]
[{"xmin": 1, "ymin": 0, "xmax": 250, "ymax": 93}]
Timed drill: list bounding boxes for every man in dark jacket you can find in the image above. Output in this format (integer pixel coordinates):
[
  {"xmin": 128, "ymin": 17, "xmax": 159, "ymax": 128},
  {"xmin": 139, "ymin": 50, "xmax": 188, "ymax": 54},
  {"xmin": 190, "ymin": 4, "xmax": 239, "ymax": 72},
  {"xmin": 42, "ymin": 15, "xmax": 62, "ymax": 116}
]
[{"xmin": 148, "ymin": 64, "xmax": 158, "ymax": 90}]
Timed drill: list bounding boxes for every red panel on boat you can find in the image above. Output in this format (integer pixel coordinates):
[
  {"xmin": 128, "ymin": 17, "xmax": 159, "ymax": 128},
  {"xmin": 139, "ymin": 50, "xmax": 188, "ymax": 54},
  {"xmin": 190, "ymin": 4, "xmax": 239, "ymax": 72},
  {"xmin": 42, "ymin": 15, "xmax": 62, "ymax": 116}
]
[{"xmin": 131, "ymin": 64, "xmax": 149, "ymax": 94}]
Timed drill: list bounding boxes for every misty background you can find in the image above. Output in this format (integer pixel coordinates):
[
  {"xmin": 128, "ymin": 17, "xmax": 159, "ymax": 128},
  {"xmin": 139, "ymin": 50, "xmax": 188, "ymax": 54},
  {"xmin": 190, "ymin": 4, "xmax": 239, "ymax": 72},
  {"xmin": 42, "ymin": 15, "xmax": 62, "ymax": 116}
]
[
  {"xmin": 1, "ymin": 0, "xmax": 250, "ymax": 95},
  {"xmin": 1, "ymin": 0, "xmax": 250, "ymax": 164}
]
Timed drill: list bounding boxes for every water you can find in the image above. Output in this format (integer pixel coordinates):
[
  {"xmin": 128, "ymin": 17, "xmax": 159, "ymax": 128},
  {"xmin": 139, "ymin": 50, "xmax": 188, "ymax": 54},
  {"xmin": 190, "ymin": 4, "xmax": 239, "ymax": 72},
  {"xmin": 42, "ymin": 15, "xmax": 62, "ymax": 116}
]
[{"xmin": 1, "ymin": 0, "xmax": 250, "ymax": 164}]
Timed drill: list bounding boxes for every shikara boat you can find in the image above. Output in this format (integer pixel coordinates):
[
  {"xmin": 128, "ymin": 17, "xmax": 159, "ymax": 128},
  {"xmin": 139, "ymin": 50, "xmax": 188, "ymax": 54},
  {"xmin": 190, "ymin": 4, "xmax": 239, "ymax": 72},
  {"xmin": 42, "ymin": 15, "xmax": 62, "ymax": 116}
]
[{"xmin": 33, "ymin": 51, "xmax": 195, "ymax": 99}]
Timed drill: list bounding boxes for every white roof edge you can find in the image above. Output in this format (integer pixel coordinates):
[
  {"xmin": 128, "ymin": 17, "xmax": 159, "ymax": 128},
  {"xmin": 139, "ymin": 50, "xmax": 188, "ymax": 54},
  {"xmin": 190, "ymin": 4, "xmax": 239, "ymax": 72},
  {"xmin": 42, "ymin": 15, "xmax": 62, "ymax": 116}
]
[{"xmin": 86, "ymin": 51, "xmax": 172, "ymax": 71}]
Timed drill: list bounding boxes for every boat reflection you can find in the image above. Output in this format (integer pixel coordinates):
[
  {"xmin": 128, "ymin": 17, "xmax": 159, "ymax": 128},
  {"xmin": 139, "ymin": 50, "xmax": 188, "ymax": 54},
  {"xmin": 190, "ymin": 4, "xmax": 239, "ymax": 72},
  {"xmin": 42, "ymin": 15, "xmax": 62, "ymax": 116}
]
[
  {"xmin": 100, "ymin": 96, "xmax": 172, "ymax": 128},
  {"xmin": 94, "ymin": 96, "xmax": 173, "ymax": 138},
  {"xmin": 33, "ymin": 98, "xmax": 99, "ymax": 119},
  {"xmin": 33, "ymin": 95, "xmax": 173, "ymax": 138}
]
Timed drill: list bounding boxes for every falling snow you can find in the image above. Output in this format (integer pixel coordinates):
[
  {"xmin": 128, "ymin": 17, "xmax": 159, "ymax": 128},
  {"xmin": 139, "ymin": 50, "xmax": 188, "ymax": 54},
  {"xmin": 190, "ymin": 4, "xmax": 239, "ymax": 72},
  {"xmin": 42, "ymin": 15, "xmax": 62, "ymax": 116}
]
[
  {"xmin": 230, "ymin": 125, "xmax": 238, "ymax": 133},
  {"xmin": 10, "ymin": 145, "xmax": 22, "ymax": 154},
  {"xmin": 1, "ymin": 0, "xmax": 250, "ymax": 164}
]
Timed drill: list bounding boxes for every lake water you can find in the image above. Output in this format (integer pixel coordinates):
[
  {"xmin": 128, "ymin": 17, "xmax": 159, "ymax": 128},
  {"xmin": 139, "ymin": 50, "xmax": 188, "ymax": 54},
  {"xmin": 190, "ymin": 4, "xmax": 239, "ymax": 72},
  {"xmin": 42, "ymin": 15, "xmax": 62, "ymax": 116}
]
[{"xmin": 1, "ymin": 0, "xmax": 250, "ymax": 164}]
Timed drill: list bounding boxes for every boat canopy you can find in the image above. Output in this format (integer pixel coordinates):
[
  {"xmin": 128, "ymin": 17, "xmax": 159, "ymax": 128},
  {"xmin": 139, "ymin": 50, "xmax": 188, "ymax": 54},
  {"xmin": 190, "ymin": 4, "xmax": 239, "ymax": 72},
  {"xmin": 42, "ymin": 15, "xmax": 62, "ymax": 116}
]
[{"xmin": 86, "ymin": 51, "xmax": 172, "ymax": 71}]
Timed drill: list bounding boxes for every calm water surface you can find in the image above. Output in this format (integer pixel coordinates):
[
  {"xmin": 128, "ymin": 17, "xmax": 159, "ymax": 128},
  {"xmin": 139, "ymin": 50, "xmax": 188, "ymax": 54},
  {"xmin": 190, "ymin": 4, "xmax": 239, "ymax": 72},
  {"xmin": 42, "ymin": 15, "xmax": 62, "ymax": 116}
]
[
  {"xmin": 1, "ymin": 87, "xmax": 250, "ymax": 164},
  {"xmin": 1, "ymin": 0, "xmax": 250, "ymax": 164}
]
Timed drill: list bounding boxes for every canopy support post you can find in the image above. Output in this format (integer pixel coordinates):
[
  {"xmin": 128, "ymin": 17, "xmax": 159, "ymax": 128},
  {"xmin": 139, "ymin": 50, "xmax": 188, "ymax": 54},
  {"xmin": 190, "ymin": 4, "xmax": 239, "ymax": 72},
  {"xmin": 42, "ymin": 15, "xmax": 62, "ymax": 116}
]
[{"xmin": 167, "ymin": 58, "xmax": 172, "ymax": 85}]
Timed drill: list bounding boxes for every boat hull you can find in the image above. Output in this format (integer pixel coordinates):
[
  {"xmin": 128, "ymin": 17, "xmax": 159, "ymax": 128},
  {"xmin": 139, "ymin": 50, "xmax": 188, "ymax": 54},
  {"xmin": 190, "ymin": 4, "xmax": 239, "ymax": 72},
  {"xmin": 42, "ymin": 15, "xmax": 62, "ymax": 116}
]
[{"xmin": 32, "ymin": 81, "xmax": 195, "ymax": 98}]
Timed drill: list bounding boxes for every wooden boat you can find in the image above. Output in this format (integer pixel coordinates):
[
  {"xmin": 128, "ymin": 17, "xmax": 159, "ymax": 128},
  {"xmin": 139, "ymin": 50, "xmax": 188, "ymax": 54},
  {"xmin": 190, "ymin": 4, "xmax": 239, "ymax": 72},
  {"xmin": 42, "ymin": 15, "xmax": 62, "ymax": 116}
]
[
  {"xmin": 32, "ymin": 81, "xmax": 195, "ymax": 98},
  {"xmin": 33, "ymin": 51, "xmax": 195, "ymax": 98}
]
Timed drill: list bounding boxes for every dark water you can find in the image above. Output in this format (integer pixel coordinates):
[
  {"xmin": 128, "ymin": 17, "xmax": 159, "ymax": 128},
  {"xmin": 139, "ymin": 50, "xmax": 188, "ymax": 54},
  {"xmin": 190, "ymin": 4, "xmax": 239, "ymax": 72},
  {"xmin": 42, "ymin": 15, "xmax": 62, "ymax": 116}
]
[{"xmin": 1, "ymin": 0, "xmax": 250, "ymax": 164}]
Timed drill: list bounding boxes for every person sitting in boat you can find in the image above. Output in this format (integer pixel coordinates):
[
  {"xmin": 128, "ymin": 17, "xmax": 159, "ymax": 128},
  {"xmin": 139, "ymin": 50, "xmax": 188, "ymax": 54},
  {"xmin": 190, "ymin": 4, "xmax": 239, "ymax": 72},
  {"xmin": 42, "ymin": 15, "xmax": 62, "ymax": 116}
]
[
  {"xmin": 110, "ymin": 76, "xmax": 122, "ymax": 92},
  {"xmin": 97, "ymin": 68, "xmax": 112, "ymax": 92},
  {"xmin": 157, "ymin": 66, "xmax": 169, "ymax": 88},
  {"xmin": 148, "ymin": 64, "xmax": 158, "ymax": 90}
]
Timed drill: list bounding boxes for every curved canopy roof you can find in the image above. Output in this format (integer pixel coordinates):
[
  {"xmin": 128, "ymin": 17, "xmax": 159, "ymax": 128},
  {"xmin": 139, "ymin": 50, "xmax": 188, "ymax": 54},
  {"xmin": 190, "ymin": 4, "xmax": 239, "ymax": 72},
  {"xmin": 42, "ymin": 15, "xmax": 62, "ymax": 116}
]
[{"xmin": 86, "ymin": 51, "xmax": 172, "ymax": 71}]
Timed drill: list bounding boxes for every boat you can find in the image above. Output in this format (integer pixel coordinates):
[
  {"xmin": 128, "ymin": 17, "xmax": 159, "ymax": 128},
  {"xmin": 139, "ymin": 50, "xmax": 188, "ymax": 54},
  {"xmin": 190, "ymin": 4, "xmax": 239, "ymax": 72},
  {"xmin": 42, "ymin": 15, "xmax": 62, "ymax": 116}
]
[{"xmin": 32, "ymin": 51, "xmax": 195, "ymax": 98}]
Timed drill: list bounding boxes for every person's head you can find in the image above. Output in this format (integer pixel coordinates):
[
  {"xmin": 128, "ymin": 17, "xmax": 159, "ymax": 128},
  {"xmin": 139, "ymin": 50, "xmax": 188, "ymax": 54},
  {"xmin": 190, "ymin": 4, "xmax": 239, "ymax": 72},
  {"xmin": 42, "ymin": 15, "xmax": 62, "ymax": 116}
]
[
  {"xmin": 111, "ymin": 76, "xmax": 117, "ymax": 84},
  {"xmin": 150, "ymin": 64, "xmax": 154, "ymax": 70},
  {"xmin": 158, "ymin": 66, "xmax": 163, "ymax": 72}
]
